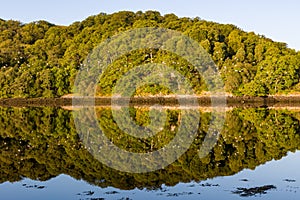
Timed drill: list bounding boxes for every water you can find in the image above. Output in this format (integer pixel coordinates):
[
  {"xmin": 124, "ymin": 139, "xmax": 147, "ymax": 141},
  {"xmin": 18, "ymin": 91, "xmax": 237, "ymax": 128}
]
[{"xmin": 0, "ymin": 106, "xmax": 300, "ymax": 199}]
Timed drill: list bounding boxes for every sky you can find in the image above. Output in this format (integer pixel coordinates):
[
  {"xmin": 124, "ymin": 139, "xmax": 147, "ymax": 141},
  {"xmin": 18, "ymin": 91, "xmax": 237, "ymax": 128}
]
[{"xmin": 1, "ymin": 0, "xmax": 300, "ymax": 50}]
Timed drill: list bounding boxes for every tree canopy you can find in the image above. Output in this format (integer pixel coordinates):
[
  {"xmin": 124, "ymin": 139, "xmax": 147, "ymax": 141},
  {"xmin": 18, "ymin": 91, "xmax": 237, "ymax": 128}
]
[{"xmin": 0, "ymin": 11, "xmax": 300, "ymax": 97}]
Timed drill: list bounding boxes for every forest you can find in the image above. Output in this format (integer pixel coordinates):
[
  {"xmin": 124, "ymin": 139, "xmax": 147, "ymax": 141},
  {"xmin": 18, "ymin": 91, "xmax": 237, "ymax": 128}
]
[
  {"xmin": 1, "ymin": 11, "xmax": 300, "ymax": 97},
  {"xmin": 0, "ymin": 106, "xmax": 299, "ymax": 189}
]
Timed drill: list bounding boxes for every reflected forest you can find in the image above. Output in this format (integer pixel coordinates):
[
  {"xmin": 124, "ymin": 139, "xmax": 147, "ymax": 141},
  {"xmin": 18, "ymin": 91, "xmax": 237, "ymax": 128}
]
[{"xmin": 0, "ymin": 106, "xmax": 299, "ymax": 190}]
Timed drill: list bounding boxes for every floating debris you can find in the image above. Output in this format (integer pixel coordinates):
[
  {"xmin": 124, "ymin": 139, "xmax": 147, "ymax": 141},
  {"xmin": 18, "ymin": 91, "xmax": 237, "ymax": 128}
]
[
  {"xmin": 187, "ymin": 184, "xmax": 196, "ymax": 187},
  {"xmin": 284, "ymin": 179, "xmax": 296, "ymax": 183},
  {"xmin": 104, "ymin": 191, "xmax": 119, "ymax": 194},
  {"xmin": 232, "ymin": 185, "xmax": 276, "ymax": 197},
  {"xmin": 200, "ymin": 183, "xmax": 220, "ymax": 187},
  {"xmin": 21, "ymin": 184, "xmax": 46, "ymax": 189},
  {"xmin": 83, "ymin": 191, "xmax": 94, "ymax": 196},
  {"xmin": 77, "ymin": 191, "xmax": 94, "ymax": 196},
  {"xmin": 118, "ymin": 197, "xmax": 132, "ymax": 200},
  {"xmin": 166, "ymin": 192, "xmax": 193, "ymax": 197}
]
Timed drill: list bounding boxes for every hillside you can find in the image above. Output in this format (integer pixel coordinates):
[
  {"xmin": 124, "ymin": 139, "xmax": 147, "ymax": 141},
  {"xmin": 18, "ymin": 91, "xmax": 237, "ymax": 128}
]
[{"xmin": 0, "ymin": 11, "xmax": 300, "ymax": 97}]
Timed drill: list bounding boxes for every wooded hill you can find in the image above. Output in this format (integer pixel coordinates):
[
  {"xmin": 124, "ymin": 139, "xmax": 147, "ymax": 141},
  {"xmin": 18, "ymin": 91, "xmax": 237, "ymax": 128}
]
[{"xmin": 1, "ymin": 11, "xmax": 300, "ymax": 97}]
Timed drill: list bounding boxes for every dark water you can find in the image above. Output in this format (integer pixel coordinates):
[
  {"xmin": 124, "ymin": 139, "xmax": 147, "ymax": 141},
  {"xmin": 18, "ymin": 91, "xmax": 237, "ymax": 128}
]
[{"xmin": 0, "ymin": 106, "xmax": 300, "ymax": 200}]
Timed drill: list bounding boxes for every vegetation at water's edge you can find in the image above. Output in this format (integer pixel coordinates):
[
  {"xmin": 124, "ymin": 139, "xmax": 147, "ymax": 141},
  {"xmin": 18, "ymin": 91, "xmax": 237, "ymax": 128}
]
[
  {"xmin": 1, "ymin": 11, "xmax": 300, "ymax": 97},
  {"xmin": 0, "ymin": 107, "xmax": 299, "ymax": 189}
]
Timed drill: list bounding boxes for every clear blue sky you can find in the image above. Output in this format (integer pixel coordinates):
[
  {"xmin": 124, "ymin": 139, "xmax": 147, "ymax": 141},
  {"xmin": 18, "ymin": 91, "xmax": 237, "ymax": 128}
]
[{"xmin": 1, "ymin": 0, "xmax": 300, "ymax": 50}]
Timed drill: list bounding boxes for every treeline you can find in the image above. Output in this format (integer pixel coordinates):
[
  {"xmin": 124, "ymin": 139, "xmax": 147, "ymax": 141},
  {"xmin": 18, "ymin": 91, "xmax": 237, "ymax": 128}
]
[
  {"xmin": 1, "ymin": 11, "xmax": 300, "ymax": 97},
  {"xmin": 0, "ymin": 107, "xmax": 299, "ymax": 189}
]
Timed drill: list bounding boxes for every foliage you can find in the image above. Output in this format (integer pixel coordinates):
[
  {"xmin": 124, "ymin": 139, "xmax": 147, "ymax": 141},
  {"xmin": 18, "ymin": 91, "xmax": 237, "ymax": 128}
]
[{"xmin": 0, "ymin": 11, "xmax": 300, "ymax": 97}]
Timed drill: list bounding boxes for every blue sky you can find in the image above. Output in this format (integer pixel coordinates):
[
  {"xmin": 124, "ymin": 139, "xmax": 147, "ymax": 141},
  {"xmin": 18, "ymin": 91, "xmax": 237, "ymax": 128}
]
[{"xmin": 1, "ymin": 0, "xmax": 300, "ymax": 50}]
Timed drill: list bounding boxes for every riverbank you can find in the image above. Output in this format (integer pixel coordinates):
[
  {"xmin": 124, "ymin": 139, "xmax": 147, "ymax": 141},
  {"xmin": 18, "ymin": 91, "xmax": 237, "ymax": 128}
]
[{"xmin": 1, "ymin": 95, "xmax": 300, "ymax": 107}]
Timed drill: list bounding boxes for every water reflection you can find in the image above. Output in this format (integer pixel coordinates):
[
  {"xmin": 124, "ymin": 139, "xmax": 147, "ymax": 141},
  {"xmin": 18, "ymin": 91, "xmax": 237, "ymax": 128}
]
[{"xmin": 0, "ymin": 106, "xmax": 299, "ymax": 191}]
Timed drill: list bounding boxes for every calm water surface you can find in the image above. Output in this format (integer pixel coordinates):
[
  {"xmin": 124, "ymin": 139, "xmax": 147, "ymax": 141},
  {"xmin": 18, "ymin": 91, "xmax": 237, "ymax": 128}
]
[{"xmin": 0, "ymin": 106, "xmax": 300, "ymax": 200}]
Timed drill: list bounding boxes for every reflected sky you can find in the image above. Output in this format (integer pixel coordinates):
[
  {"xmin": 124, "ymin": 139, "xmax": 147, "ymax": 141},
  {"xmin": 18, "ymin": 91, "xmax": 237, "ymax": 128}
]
[{"xmin": 1, "ymin": 151, "xmax": 299, "ymax": 200}]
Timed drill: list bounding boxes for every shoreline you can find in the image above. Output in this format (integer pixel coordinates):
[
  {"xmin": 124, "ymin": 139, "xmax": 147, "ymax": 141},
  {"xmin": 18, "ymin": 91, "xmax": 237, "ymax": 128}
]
[{"xmin": 1, "ymin": 96, "xmax": 300, "ymax": 107}]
